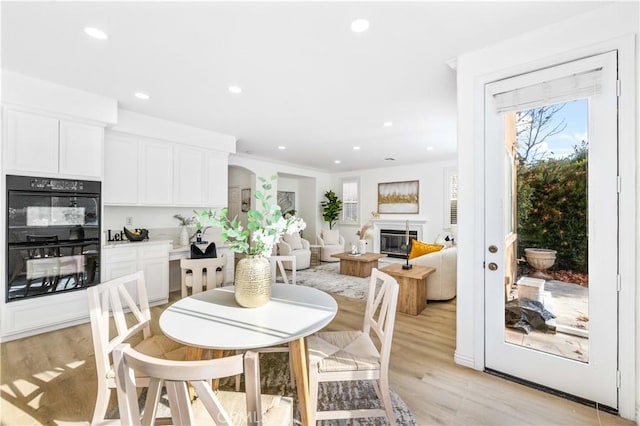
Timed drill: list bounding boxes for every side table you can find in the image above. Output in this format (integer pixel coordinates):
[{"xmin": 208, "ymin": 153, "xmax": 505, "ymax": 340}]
[
  {"xmin": 380, "ymin": 263, "xmax": 436, "ymax": 315},
  {"xmin": 309, "ymin": 245, "xmax": 322, "ymax": 266}
]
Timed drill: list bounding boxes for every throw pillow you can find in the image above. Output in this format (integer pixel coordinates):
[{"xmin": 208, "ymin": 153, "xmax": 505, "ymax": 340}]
[
  {"xmin": 284, "ymin": 232, "xmax": 303, "ymax": 250},
  {"xmin": 322, "ymin": 229, "xmax": 340, "ymax": 245},
  {"xmin": 409, "ymin": 240, "xmax": 444, "ymax": 260}
]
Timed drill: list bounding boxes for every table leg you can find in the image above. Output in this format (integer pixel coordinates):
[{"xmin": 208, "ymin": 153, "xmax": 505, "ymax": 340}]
[
  {"xmin": 290, "ymin": 337, "xmax": 312, "ymax": 426},
  {"xmin": 185, "ymin": 346, "xmax": 205, "ymax": 400}
]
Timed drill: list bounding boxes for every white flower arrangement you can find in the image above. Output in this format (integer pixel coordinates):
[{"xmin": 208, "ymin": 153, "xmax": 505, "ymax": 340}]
[{"xmin": 195, "ymin": 176, "xmax": 306, "ymax": 256}]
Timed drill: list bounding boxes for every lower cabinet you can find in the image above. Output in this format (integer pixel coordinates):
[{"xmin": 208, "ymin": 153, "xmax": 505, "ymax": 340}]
[{"xmin": 102, "ymin": 242, "xmax": 170, "ymax": 305}]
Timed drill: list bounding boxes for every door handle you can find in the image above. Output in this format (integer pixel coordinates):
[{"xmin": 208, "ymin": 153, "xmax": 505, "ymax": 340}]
[{"xmin": 488, "ymin": 262, "xmax": 498, "ymax": 271}]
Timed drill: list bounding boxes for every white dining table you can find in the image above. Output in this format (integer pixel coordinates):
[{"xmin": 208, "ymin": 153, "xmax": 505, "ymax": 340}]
[{"xmin": 159, "ymin": 284, "xmax": 338, "ymax": 426}]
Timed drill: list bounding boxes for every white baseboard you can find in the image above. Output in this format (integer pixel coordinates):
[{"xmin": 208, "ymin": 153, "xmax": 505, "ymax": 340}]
[{"xmin": 454, "ymin": 350, "xmax": 476, "ymax": 369}]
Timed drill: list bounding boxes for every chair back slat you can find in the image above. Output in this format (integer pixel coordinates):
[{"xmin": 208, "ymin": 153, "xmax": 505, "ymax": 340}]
[
  {"xmin": 113, "ymin": 343, "xmax": 264, "ymax": 426},
  {"xmin": 363, "ymin": 269, "xmax": 399, "ymax": 368},
  {"xmin": 270, "ymin": 255, "xmax": 296, "ymax": 285}
]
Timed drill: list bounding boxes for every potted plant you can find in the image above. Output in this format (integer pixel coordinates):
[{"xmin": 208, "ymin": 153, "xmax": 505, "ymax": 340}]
[
  {"xmin": 321, "ymin": 190, "xmax": 343, "ymax": 230},
  {"xmin": 195, "ymin": 176, "xmax": 306, "ymax": 307}
]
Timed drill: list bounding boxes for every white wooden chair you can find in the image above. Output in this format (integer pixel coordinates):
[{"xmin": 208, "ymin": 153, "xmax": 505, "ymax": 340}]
[
  {"xmin": 87, "ymin": 271, "xmax": 185, "ymax": 424},
  {"xmin": 306, "ymin": 268, "xmax": 399, "ymax": 424},
  {"xmin": 113, "ymin": 344, "xmax": 293, "ymax": 426},
  {"xmin": 270, "ymin": 255, "xmax": 296, "ymax": 285},
  {"xmin": 180, "ymin": 255, "xmax": 227, "ymax": 297}
]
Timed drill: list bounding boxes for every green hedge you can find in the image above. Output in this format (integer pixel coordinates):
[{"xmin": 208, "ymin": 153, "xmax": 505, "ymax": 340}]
[{"xmin": 517, "ymin": 153, "xmax": 588, "ymax": 273}]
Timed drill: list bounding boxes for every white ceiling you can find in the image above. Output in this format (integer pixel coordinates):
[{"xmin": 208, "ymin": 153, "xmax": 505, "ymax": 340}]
[{"xmin": 2, "ymin": 1, "xmax": 610, "ymax": 172}]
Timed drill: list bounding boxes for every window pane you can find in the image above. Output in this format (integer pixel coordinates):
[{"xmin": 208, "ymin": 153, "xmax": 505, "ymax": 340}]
[{"xmin": 342, "ymin": 180, "xmax": 358, "ymax": 222}]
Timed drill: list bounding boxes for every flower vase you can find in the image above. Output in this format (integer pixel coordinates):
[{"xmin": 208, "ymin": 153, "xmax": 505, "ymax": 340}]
[
  {"xmin": 358, "ymin": 239, "xmax": 367, "ymax": 254},
  {"xmin": 234, "ymin": 255, "xmax": 272, "ymax": 308},
  {"xmin": 179, "ymin": 226, "xmax": 189, "ymax": 247}
]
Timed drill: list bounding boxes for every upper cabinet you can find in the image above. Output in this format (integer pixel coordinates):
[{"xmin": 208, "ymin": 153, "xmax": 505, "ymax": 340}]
[
  {"xmin": 104, "ymin": 132, "xmax": 229, "ymax": 208},
  {"xmin": 4, "ymin": 109, "xmax": 103, "ymax": 179}
]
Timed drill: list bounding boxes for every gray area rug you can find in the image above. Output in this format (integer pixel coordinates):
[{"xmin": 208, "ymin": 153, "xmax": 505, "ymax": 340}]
[{"xmin": 296, "ymin": 261, "xmax": 394, "ymax": 300}]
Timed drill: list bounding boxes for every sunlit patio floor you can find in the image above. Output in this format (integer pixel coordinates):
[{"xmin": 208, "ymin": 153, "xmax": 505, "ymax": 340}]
[{"xmin": 505, "ymin": 279, "xmax": 589, "ymax": 362}]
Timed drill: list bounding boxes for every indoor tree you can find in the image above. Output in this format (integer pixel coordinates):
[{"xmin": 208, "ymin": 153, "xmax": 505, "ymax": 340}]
[{"xmin": 321, "ymin": 190, "xmax": 343, "ymax": 229}]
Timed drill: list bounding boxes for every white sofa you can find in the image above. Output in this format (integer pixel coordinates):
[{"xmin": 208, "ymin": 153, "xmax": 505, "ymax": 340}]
[
  {"xmin": 409, "ymin": 247, "xmax": 457, "ymax": 300},
  {"xmin": 277, "ymin": 233, "xmax": 311, "ymax": 270},
  {"xmin": 317, "ymin": 229, "xmax": 345, "ymax": 262}
]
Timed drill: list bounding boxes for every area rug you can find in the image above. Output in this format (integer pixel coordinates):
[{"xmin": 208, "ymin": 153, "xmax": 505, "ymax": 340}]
[
  {"xmin": 116, "ymin": 352, "xmax": 417, "ymax": 425},
  {"xmin": 295, "ymin": 261, "xmax": 394, "ymax": 301}
]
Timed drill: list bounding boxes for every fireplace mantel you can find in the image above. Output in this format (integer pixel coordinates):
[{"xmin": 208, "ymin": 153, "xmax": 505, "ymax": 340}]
[{"xmin": 371, "ymin": 218, "xmax": 428, "ymax": 253}]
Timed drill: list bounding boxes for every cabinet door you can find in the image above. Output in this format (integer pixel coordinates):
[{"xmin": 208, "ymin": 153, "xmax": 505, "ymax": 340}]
[
  {"xmin": 142, "ymin": 257, "xmax": 169, "ymax": 303},
  {"xmin": 139, "ymin": 139, "xmax": 173, "ymax": 205},
  {"xmin": 6, "ymin": 110, "xmax": 59, "ymax": 174},
  {"xmin": 104, "ymin": 134, "xmax": 139, "ymax": 204},
  {"xmin": 173, "ymin": 145, "xmax": 204, "ymax": 206},
  {"xmin": 59, "ymin": 120, "xmax": 103, "ymax": 179},
  {"xmin": 203, "ymin": 151, "xmax": 229, "ymax": 207}
]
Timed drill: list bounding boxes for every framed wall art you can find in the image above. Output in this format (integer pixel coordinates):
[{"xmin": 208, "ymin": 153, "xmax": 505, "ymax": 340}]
[
  {"xmin": 377, "ymin": 180, "xmax": 419, "ymax": 214},
  {"xmin": 277, "ymin": 191, "xmax": 296, "ymax": 216},
  {"xmin": 241, "ymin": 188, "xmax": 251, "ymax": 212}
]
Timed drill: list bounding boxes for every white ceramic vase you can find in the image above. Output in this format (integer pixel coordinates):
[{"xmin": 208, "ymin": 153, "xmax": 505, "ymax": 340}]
[
  {"xmin": 358, "ymin": 239, "xmax": 367, "ymax": 254},
  {"xmin": 179, "ymin": 226, "xmax": 189, "ymax": 247}
]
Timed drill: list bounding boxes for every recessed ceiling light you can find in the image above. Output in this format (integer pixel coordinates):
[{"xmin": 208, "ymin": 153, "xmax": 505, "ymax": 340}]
[
  {"xmin": 278, "ymin": 146, "xmax": 286, "ymax": 150},
  {"xmin": 426, "ymin": 146, "xmax": 434, "ymax": 151},
  {"xmin": 134, "ymin": 92, "xmax": 150, "ymax": 100},
  {"xmin": 228, "ymin": 86, "xmax": 242, "ymax": 94},
  {"xmin": 351, "ymin": 19, "xmax": 370, "ymax": 33},
  {"xmin": 84, "ymin": 27, "xmax": 108, "ymax": 40},
  {"xmin": 353, "ymin": 146, "xmax": 360, "ymax": 151},
  {"xmin": 383, "ymin": 121, "xmax": 393, "ymax": 127},
  {"xmin": 334, "ymin": 160, "xmax": 341, "ymax": 164}
]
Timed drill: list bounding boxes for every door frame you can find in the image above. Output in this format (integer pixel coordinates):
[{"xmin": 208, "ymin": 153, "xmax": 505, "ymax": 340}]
[{"xmin": 462, "ymin": 34, "xmax": 636, "ymax": 418}]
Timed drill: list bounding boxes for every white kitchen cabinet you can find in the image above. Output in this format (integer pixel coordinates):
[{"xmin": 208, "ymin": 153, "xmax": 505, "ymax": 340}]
[
  {"xmin": 4, "ymin": 109, "xmax": 103, "ymax": 179},
  {"xmin": 101, "ymin": 242, "xmax": 170, "ymax": 305},
  {"xmin": 103, "ymin": 134, "xmax": 139, "ymax": 204},
  {"xmin": 59, "ymin": 120, "xmax": 103, "ymax": 178},
  {"xmin": 173, "ymin": 145, "xmax": 204, "ymax": 206},
  {"xmin": 204, "ymin": 151, "xmax": 229, "ymax": 207},
  {"xmin": 139, "ymin": 139, "xmax": 173, "ymax": 205}
]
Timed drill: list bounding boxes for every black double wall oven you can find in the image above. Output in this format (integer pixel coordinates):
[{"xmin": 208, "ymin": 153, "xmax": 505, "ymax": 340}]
[{"xmin": 6, "ymin": 175, "xmax": 101, "ymax": 302}]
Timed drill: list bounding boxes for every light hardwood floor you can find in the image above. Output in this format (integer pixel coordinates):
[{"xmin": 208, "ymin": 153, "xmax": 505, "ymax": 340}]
[{"xmin": 0, "ymin": 292, "xmax": 632, "ymax": 425}]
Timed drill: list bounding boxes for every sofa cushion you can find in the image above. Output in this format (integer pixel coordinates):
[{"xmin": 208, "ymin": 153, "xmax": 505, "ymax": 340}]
[
  {"xmin": 409, "ymin": 241, "xmax": 444, "ymax": 260},
  {"xmin": 322, "ymin": 229, "xmax": 340, "ymax": 245},
  {"xmin": 283, "ymin": 232, "xmax": 303, "ymax": 250}
]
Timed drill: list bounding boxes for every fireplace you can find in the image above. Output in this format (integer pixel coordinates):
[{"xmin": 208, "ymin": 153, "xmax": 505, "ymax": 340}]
[{"xmin": 380, "ymin": 229, "xmax": 417, "ymax": 259}]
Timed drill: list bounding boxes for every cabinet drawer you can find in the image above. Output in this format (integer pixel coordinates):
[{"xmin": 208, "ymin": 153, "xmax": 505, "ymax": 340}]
[
  {"xmin": 103, "ymin": 248, "xmax": 137, "ymax": 263},
  {"xmin": 140, "ymin": 245, "xmax": 169, "ymax": 260}
]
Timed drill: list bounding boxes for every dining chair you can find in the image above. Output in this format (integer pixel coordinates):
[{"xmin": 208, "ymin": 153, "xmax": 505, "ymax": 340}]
[
  {"xmin": 113, "ymin": 343, "xmax": 293, "ymax": 426},
  {"xmin": 306, "ymin": 268, "xmax": 399, "ymax": 424},
  {"xmin": 270, "ymin": 255, "xmax": 296, "ymax": 285},
  {"xmin": 87, "ymin": 271, "xmax": 186, "ymax": 425},
  {"xmin": 180, "ymin": 255, "xmax": 227, "ymax": 297}
]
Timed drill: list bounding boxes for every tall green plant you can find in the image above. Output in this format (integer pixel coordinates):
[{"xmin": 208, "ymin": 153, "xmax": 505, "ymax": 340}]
[{"xmin": 321, "ymin": 190, "xmax": 342, "ymax": 230}]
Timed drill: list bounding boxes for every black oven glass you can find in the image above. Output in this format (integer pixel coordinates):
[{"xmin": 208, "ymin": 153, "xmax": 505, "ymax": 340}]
[{"xmin": 6, "ymin": 175, "xmax": 101, "ymax": 302}]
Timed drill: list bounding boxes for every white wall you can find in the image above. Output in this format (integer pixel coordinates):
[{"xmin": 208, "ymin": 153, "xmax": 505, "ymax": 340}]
[
  {"xmin": 334, "ymin": 160, "xmax": 457, "ymax": 245},
  {"xmin": 456, "ymin": 2, "xmax": 638, "ymax": 420}
]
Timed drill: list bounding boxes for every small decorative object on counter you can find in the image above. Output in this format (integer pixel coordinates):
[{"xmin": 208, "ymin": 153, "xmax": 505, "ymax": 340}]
[
  {"xmin": 174, "ymin": 214, "xmax": 196, "ymax": 247},
  {"xmin": 123, "ymin": 227, "xmax": 149, "ymax": 242}
]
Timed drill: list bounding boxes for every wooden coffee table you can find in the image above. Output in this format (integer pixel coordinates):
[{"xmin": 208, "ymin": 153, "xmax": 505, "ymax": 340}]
[
  {"xmin": 331, "ymin": 252, "xmax": 387, "ymax": 278},
  {"xmin": 380, "ymin": 263, "xmax": 436, "ymax": 315}
]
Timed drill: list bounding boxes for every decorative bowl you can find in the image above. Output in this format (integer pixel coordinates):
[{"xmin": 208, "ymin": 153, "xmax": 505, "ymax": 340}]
[{"xmin": 123, "ymin": 227, "xmax": 149, "ymax": 242}]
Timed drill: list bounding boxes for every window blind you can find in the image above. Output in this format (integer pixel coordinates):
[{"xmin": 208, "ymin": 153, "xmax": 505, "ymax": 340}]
[{"xmin": 492, "ymin": 67, "xmax": 602, "ymax": 113}]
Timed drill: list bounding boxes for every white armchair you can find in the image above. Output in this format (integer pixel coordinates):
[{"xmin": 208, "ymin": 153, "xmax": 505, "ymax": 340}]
[
  {"xmin": 277, "ymin": 232, "xmax": 311, "ymax": 270},
  {"xmin": 317, "ymin": 229, "xmax": 345, "ymax": 262},
  {"xmin": 409, "ymin": 246, "xmax": 457, "ymax": 300}
]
